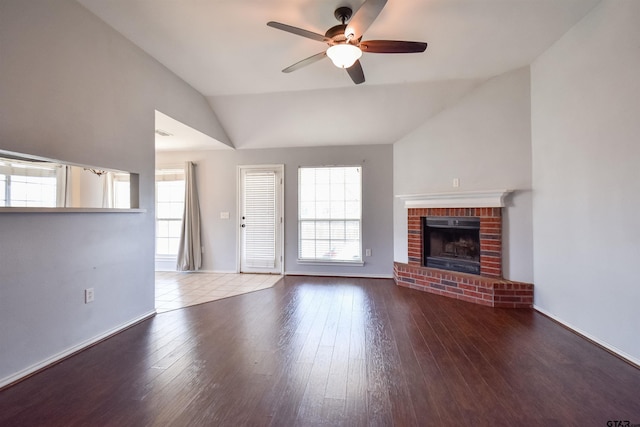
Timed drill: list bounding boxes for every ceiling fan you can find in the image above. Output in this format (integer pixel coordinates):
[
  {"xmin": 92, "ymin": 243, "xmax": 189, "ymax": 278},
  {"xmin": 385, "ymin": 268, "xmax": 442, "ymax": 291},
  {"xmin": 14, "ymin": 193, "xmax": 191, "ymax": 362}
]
[{"xmin": 267, "ymin": 0, "xmax": 427, "ymax": 84}]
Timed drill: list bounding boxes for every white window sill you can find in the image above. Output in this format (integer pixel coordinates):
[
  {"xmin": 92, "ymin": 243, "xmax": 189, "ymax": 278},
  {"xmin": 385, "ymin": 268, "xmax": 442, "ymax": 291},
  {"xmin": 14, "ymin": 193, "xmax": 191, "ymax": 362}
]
[{"xmin": 297, "ymin": 259, "xmax": 364, "ymax": 267}]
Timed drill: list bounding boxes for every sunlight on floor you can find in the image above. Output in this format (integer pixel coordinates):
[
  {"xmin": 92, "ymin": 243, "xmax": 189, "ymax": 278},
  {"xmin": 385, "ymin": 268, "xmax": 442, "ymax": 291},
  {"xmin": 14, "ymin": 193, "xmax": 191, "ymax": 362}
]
[{"xmin": 155, "ymin": 272, "xmax": 283, "ymax": 313}]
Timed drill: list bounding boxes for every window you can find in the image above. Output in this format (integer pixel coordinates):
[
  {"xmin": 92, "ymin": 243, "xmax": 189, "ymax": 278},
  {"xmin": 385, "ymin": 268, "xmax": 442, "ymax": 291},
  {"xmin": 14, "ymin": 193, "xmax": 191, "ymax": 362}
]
[
  {"xmin": 156, "ymin": 170, "xmax": 185, "ymax": 256},
  {"xmin": 0, "ymin": 159, "xmax": 58, "ymax": 207},
  {"xmin": 112, "ymin": 172, "xmax": 130, "ymax": 209},
  {"xmin": 298, "ymin": 166, "xmax": 362, "ymax": 263}
]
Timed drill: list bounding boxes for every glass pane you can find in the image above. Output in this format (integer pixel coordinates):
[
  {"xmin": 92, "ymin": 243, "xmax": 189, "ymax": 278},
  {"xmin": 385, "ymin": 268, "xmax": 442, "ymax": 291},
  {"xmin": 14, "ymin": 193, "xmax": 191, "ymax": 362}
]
[
  {"xmin": 331, "ymin": 182, "xmax": 344, "ymax": 201},
  {"xmin": 330, "ymin": 168, "xmax": 345, "ymax": 184},
  {"xmin": 316, "ymin": 184, "xmax": 330, "ymax": 201},
  {"xmin": 156, "ymin": 238, "xmax": 169, "ymax": 255},
  {"xmin": 330, "ymin": 221, "xmax": 345, "ymax": 240},
  {"xmin": 300, "ymin": 221, "xmax": 315, "ymax": 239},
  {"xmin": 331, "ymin": 241, "xmax": 348, "ymax": 261},
  {"xmin": 299, "ymin": 168, "xmax": 316, "ymax": 188},
  {"xmin": 316, "ymin": 201, "xmax": 330, "ymax": 219},
  {"xmin": 346, "ymin": 221, "xmax": 360, "ymax": 239},
  {"xmin": 315, "ymin": 168, "xmax": 330, "ymax": 184},
  {"xmin": 339, "ymin": 241, "xmax": 360, "ymax": 260},
  {"xmin": 345, "ymin": 167, "xmax": 360, "ymax": 183},
  {"xmin": 316, "ymin": 240, "xmax": 331, "ymax": 259},
  {"xmin": 168, "ymin": 220, "xmax": 182, "ymax": 238},
  {"xmin": 299, "ymin": 201, "xmax": 316, "ymax": 219},
  {"xmin": 114, "ymin": 181, "xmax": 130, "ymax": 209},
  {"xmin": 300, "ymin": 240, "xmax": 315, "ymax": 258},
  {"xmin": 167, "ymin": 238, "xmax": 180, "ymax": 255},
  {"xmin": 316, "ymin": 221, "xmax": 330, "ymax": 239},
  {"xmin": 345, "ymin": 201, "xmax": 360, "ymax": 218},
  {"xmin": 10, "ymin": 181, "xmax": 27, "ymax": 201},
  {"xmin": 330, "ymin": 200, "xmax": 345, "ymax": 219},
  {"xmin": 345, "ymin": 183, "xmax": 360, "ymax": 201},
  {"xmin": 156, "ymin": 183, "xmax": 170, "ymax": 200},
  {"xmin": 157, "ymin": 202, "xmax": 171, "ymax": 219},
  {"xmin": 168, "ymin": 202, "xmax": 184, "ymax": 218},
  {"xmin": 156, "ymin": 220, "xmax": 170, "ymax": 238}
]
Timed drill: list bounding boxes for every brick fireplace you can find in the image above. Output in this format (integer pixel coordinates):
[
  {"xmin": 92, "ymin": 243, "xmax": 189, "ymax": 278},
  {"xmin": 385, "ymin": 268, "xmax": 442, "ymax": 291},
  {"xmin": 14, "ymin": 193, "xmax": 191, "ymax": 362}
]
[{"xmin": 394, "ymin": 191, "xmax": 533, "ymax": 308}]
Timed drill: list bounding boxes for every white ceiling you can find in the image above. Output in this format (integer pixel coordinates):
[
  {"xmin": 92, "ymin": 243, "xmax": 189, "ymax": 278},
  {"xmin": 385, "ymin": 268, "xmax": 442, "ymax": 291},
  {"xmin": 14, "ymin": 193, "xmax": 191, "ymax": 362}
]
[{"xmin": 78, "ymin": 0, "xmax": 600, "ymax": 150}]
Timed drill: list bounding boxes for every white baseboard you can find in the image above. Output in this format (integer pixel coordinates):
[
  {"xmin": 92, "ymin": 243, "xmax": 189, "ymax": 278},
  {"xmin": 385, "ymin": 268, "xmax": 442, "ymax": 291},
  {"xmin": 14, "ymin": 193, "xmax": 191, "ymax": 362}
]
[
  {"xmin": 284, "ymin": 271, "xmax": 394, "ymax": 279},
  {"xmin": 196, "ymin": 269, "xmax": 240, "ymax": 274},
  {"xmin": 0, "ymin": 310, "xmax": 156, "ymax": 389},
  {"xmin": 155, "ymin": 269, "xmax": 240, "ymax": 274},
  {"xmin": 534, "ymin": 305, "xmax": 640, "ymax": 367}
]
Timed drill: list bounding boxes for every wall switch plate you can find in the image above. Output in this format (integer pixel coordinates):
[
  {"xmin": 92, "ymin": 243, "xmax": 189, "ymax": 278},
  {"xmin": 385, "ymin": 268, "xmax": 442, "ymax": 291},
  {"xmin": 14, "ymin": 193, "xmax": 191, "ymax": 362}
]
[
  {"xmin": 220, "ymin": 211, "xmax": 230, "ymax": 219},
  {"xmin": 85, "ymin": 288, "xmax": 94, "ymax": 303},
  {"xmin": 453, "ymin": 178, "xmax": 460, "ymax": 188},
  {"xmin": 365, "ymin": 249, "xmax": 372, "ymax": 257}
]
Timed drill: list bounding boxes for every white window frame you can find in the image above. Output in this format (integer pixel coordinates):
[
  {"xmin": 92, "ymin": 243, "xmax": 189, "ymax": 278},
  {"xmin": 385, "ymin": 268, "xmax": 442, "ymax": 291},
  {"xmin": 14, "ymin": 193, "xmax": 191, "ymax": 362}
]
[
  {"xmin": 155, "ymin": 169, "xmax": 185, "ymax": 258},
  {"xmin": 297, "ymin": 165, "xmax": 363, "ymax": 266}
]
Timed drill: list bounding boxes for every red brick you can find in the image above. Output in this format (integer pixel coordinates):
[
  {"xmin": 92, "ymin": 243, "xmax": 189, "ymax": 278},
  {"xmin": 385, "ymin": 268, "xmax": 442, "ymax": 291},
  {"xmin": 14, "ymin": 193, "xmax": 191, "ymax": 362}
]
[{"xmin": 463, "ymin": 290, "xmax": 482, "ymax": 299}]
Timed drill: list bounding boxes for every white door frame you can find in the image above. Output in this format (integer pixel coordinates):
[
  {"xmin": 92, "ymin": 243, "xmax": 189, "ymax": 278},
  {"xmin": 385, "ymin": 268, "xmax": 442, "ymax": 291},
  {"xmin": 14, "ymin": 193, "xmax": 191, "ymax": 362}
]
[{"xmin": 237, "ymin": 164, "xmax": 284, "ymax": 274}]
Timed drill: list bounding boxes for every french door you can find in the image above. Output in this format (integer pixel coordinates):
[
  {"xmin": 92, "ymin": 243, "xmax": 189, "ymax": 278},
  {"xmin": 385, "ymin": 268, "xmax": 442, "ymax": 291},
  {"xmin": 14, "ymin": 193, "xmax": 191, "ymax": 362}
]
[{"xmin": 238, "ymin": 165, "xmax": 284, "ymax": 274}]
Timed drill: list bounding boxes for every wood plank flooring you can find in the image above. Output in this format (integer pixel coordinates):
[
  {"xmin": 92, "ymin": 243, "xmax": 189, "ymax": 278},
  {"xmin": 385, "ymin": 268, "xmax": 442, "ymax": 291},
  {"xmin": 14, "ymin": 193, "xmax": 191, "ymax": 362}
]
[{"xmin": 1, "ymin": 276, "xmax": 639, "ymax": 426}]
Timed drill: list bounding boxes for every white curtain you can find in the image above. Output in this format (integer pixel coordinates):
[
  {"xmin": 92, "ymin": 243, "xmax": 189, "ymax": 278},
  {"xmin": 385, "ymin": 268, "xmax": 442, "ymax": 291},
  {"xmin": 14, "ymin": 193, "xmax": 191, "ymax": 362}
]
[
  {"xmin": 56, "ymin": 165, "xmax": 72, "ymax": 207},
  {"xmin": 102, "ymin": 172, "xmax": 115, "ymax": 208},
  {"xmin": 177, "ymin": 161, "xmax": 202, "ymax": 271}
]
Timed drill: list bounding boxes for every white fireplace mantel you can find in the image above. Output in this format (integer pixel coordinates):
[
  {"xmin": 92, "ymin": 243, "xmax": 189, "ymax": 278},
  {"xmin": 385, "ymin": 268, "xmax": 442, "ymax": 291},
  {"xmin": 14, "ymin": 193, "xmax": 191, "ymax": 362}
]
[{"xmin": 396, "ymin": 189, "xmax": 513, "ymax": 209}]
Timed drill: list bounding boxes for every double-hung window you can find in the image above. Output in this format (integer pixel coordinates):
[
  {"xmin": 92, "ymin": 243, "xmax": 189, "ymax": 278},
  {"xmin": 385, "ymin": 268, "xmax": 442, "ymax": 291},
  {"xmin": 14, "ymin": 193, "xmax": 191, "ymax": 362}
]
[
  {"xmin": 298, "ymin": 166, "xmax": 362, "ymax": 263},
  {"xmin": 0, "ymin": 159, "xmax": 58, "ymax": 207},
  {"xmin": 112, "ymin": 172, "xmax": 131, "ymax": 209},
  {"xmin": 155, "ymin": 169, "xmax": 185, "ymax": 256}
]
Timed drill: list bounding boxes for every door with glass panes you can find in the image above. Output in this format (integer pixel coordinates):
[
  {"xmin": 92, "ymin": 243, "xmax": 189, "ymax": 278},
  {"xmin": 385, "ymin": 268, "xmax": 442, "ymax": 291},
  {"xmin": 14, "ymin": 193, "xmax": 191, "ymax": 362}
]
[{"xmin": 238, "ymin": 165, "xmax": 283, "ymax": 274}]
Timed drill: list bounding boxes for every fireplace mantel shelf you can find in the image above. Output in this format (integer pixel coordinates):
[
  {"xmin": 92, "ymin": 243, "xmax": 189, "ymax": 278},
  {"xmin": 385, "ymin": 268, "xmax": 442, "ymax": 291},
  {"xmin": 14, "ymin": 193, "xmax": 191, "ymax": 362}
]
[{"xmin": 396, "ymin": 189, "xmax": 513, "ymax": 208}]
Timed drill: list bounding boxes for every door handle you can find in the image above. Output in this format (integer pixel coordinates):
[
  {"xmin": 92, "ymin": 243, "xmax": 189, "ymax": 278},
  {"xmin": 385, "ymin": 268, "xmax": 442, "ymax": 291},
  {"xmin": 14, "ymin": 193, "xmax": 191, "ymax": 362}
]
[{"xmin": 241, "ymin": 224, "xmax": 245, "ymax": 228}]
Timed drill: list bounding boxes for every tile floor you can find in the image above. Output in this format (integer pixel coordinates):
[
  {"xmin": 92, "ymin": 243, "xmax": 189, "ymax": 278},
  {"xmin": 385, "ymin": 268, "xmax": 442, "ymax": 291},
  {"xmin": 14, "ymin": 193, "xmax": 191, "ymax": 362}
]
[{"xmin": 155, "ymin": 271, "xmax": 283, "ymax": 313}]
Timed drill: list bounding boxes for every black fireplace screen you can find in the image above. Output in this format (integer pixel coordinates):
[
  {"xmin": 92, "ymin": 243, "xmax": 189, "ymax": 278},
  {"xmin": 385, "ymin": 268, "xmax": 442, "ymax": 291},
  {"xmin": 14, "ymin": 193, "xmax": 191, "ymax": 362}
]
[{"xmin": 422, "ymin": 216, "xmax": 480, "ymax": 275}]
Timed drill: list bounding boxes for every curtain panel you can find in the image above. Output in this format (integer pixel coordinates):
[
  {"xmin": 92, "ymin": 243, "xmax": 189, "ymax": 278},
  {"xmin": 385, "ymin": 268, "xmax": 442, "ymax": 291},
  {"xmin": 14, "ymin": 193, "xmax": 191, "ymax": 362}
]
[{"xmin": 177, "ymin": 161, "xmax": 202, "ymax": 271}]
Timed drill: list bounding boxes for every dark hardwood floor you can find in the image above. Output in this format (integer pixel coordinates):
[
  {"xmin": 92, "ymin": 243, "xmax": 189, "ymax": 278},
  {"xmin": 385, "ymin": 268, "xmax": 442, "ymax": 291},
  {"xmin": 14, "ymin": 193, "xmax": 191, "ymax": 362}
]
[{"xmin": 1, "ymin": 276, "xmax": 639, "ymax": 426}]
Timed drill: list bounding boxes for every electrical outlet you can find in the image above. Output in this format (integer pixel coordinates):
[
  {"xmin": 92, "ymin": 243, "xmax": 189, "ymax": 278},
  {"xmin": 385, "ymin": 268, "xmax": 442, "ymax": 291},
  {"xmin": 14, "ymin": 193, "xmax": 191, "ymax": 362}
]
[
  {"xmin": 453, "ymin": 178, "xmax": 460, "ymax": 188},
  {"xmin": 85, "ymin": 288, "xmax": 94, "ymax": 304},
  {"xmin": 365, "ymin": 249, "xmax": 372, "ymax": 257}
]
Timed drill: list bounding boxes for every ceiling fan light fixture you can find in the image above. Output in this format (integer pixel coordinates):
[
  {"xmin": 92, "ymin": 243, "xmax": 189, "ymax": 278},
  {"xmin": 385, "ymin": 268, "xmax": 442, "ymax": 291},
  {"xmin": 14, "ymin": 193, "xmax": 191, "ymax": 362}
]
[{"xmin": 326, "ymin": 44, "xmax": 362, "ymax": 69}]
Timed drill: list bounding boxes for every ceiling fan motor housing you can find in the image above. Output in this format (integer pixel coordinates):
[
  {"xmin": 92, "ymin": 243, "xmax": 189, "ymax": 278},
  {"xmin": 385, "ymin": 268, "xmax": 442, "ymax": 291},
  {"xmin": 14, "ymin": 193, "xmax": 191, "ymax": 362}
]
[
  {"xmin": 334, "ymin": 6, "xmax": 352, "ymax": 23},
  {"xmin": 325, "ymin": 24, "xmax": 348, "ymax": 42}
]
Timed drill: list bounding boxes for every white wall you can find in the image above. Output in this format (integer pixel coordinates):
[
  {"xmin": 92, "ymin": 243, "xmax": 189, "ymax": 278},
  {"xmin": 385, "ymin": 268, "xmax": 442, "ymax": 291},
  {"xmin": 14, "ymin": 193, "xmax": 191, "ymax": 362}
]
[
  {"xmin": 531, "ymin": 0, "xmax": 640, "ymax": 364},
  {"xmin": 157, "ymin": 144, "xmax": 394, "ymax": 277},
  {"xmin": 0, "ymin": 0, "xmax": 227, "ymax": 385},
  {"xmin": 393, "ymin": 67, "xmax": 533, "ymax": 283}
]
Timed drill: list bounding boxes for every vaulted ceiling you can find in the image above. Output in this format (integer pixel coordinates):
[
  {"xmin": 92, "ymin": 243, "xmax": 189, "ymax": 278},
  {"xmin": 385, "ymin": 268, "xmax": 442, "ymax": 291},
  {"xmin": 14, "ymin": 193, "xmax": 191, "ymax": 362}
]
[{"xmin": 78, "ymin": 0, "xmax": 600, "ymax": 150}]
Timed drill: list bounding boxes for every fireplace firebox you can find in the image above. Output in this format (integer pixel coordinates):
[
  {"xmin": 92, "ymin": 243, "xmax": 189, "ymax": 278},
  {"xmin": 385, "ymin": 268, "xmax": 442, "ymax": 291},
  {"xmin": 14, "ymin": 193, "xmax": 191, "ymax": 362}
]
[{"xmin": 422, "ymin": 216, "xmax": 480, "ymax": 275}]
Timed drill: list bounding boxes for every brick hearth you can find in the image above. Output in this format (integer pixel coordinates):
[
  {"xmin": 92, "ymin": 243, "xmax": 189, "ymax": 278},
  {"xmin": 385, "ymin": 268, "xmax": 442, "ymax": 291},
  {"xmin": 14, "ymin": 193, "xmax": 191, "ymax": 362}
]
[{"xmin": 395, "ymin": 206, "xmax": 533, "ymax": 308}]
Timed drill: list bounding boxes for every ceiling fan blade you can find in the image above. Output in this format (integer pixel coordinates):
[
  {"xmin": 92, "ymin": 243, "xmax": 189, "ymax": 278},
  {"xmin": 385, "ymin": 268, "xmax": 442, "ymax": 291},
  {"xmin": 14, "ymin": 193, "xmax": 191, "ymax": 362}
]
[
  {"xmin": 360, "ymin": 40, "xmax": 427, "ymax": 54},
  {"xmin": 282, "ymin": 51, "xmax": 327, "ymax": 73},
  {"xmin": 346, "ymin": 60, "xmax": 365, "ymax": 85},
  {"xmin": 344, "ymin": 0, "xmax": 387, "ymax": 41},
  {"xmin": 267, "ymin": 21, "xmax": 331, "ymax": 43}
]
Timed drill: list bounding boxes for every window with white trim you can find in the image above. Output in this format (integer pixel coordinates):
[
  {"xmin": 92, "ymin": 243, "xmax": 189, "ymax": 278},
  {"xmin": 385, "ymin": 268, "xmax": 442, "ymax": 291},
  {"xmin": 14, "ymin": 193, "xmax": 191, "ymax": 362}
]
[
  {"xmin": 112, "ymin": 172, "xmax": 130, "ymax": 209},
  {"xmin": 298, "ymin": 166, "xmax": 362, "ymax": 263},
  {"xmin": 155, "ymin": 169, "xmax": 185, "ymax": 256},
  {"xmin": 0, "ymin": 159, "xmax": 58, "ymax": 207}
]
